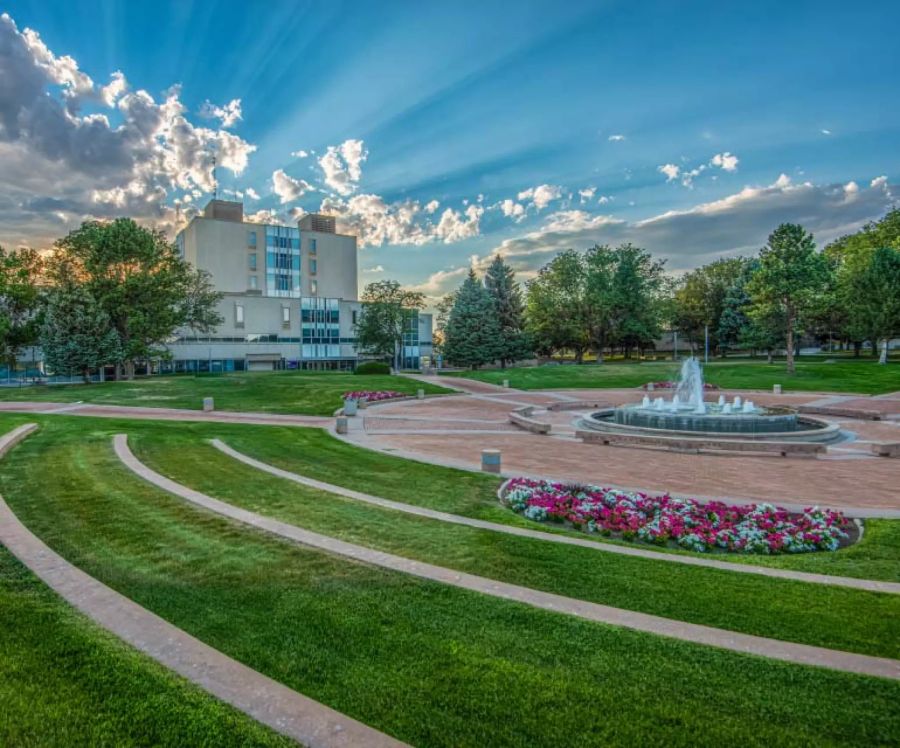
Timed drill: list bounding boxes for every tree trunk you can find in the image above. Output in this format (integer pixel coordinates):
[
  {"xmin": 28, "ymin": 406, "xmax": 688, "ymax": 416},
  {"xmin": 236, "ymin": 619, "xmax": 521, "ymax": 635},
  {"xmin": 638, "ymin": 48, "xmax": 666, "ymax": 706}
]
[
  {"xmin": 853, "ymin": 341, "xmax": 861, "ymax": 358},
  {"xmin": 785, "ymin": 310, "xmax": 795, "ymax": 374},
  {"xmin": 766, "ymin": 350, "xmax": 773, "ymax": 364}
]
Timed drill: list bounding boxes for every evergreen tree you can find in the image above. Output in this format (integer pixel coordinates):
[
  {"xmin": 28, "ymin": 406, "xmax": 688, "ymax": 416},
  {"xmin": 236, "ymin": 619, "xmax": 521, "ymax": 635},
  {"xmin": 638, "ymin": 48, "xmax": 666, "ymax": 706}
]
[
  {"xmin": 483, "ymin": 255, "xmax": 530, "ymax": 367},
  {"xmin": 716, "ymin": 259, "xmax": 755, "ymax": 354},
  {"xmin": 40, "ymin": 284, "xmax": 122, "ymax": 382},
  {"xmin": 444, "ymin": 270, "xmax": 502, "ymax": 368}
]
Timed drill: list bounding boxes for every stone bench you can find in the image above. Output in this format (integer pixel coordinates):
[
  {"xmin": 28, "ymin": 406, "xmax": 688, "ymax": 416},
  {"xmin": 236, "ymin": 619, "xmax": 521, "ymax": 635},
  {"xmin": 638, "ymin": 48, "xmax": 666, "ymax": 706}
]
[
  {"xmin": 870, "ymin": 442, "xmax": 900, "ymax": 457},
  {"xmin": 546, "ymin": 400, "xmax": 610, "ymax": 412},
  {"xmin": 509, "ymin": 411, "xmax": 551, "ymax": 434},
  {"xmin": 799, "ymin": 405, "xmax": 882, "ymax": 421},
  {"xmin": 575, "ymin": 430, "xmax": 825, "ymax": 457}
]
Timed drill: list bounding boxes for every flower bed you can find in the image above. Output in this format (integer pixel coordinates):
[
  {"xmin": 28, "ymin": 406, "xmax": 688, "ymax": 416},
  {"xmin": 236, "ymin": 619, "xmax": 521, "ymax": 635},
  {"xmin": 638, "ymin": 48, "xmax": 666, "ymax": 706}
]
[
  {"xmin": 502, "ymin": 478, "xmax": 851, "ymax": 554},
  {"xmin": 642, "ymin": 380, "xmax": 719, "ymax": 390},
  {"xmin": 342, "ymin": 390, "xmax": 407, "ymax": 403}
]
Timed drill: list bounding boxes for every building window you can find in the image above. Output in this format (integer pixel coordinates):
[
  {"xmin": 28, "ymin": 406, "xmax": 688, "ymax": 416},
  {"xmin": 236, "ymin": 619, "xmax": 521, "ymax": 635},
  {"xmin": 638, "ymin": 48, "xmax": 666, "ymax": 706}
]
[
  {"xmin": 249, "ymin": 275, "xmax": 258, "ymax": 290},
  {"xmin": 310, "ymin": 279, "xmax": 318, "ymax": 295},
  {"xmin": 248, "ymin": 231, "xmax": 257, "ymax": 247},
  {"xmin": 309, "ymin": 238, "xmax": 317, "ymax": 254},
  {"xmin": 352, "ymin": 310, "xmax": 357, "ymax": 325},
  {"xmin": 309, "ymin": 259, "xmax": 317, "ymax": 275},
  {"xmin": 282, "ymin": 306, "xmax": 291, "ymax": 324},
  {"xmin": 248, "ymin": 253, "xmax": 257, "ymax": 271},
  {"xmin": 235, "ymin": 304, "xmax": 245, "ymax": 328}
]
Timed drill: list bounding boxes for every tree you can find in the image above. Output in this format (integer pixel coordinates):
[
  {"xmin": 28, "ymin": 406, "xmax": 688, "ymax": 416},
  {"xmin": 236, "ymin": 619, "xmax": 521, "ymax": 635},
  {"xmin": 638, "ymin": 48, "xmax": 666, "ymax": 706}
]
[
  {"xmin": 746, "ymin": 224, "xmax": 828, "ymax": 373},
  {"xmin": 673, "ymin": 257, "xmax": 746, "ymax": 355},
  {"xmin": 607, "ymin": 244, "xmax": 666, "ymax": 358},
  {"xmin": 716, "ymin": 260, "xmax": 755, "ymax": 355},
  {"xmin": 583, "ymin": 245, "xmax": 617, "ymax": 361},
  {"xmin": 525, "ymin": 250, "xmax": 590, "ymax": 361},
  {"xmin": 355, "ymin": 280, "xmax": 425, "ymax": 370},
  {"xmin": 40, "ymin": 284, "xmax": 122, "ymax": 382},
  {"xmin": 443, "ymin": 270, "xmax": 502, "ymax": 368},
  {"xmin": 47, "ymin": 219, "xmax": 222, "ymax": 378},
  {"xmin": 0, "ymin": 246, "xmax": 43, "ymax": 369},
  {"xmin": 483, "ymin": 255, "xmax": 531, "ymax": 367},
  {"xmin": 841, "ymin": 247, "xmax": 900, "ymax": 363}
]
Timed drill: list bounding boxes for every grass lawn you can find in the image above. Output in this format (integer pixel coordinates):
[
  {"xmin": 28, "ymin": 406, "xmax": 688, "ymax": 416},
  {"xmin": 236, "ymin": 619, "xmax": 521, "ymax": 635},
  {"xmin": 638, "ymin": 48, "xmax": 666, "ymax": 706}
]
[
  {"xmin": 0, "ymin": 546, "xmax": 292, "ymax": 747},
  {"xmin": 0, "ymin": 370, "xmax": 450, "ymax": 415},
  {"xmin": 446, "ymin": 357, "xmax": 900, "ymax": 394},
  {"xmin": 0, "ymin": 420, "xmax": 897, "ymax": 746}
]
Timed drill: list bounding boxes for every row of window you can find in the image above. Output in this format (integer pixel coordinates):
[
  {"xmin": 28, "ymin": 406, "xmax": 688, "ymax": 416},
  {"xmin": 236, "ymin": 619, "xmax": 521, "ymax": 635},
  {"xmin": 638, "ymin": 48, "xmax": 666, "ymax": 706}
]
[
  {"xmin": 248, "ymin": 231, "xmax": 316, "ymax": 253},
  {"xmin": 170, "ymin": 335, "xmax": 358, "ymax": 344}
]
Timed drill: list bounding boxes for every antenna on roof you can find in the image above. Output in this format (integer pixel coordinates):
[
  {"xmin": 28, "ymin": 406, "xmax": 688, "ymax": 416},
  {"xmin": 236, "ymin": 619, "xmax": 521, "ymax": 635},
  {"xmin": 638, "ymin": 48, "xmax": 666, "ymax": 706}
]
[{"xmin": 211, "ymin": 152, "xmax": 218, "ymax": 200}]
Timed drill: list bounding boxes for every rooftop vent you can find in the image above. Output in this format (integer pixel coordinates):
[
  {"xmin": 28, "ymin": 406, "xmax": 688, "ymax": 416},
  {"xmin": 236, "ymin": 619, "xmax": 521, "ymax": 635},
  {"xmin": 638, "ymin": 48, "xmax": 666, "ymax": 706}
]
[{"xmin": 299, "ymin": 213, "xmax": 336, "ymax": 234}]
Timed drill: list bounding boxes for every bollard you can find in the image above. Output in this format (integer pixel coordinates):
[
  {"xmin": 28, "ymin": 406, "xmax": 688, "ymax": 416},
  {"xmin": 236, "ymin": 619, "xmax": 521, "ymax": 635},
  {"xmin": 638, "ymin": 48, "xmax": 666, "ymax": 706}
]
[
  {"xmin": 202, "ymin": 397, "xmax": 214, "ymax": 412},
  {"xmin": 647, "ymin": 382, "xmax": 655, "ymax": 392},
  {"xmin": 773, "ymin": 384, "xmax": 782, "ymax": 395},
  {"xmin": 417, "ymin": 388, "xmax": 425, "ymax": 400},
  {"xmin": 335, "ymin": 416, "xmax": 348, "ymax": 434},
  {"xmin": 502, "ymin": 379, "xmax": 509, "ymax": 388},
  {"xmin": 481, "ymin": 449, "xmax": 501, "ymax": 474},
  {"xmin": 358, "ymin": 398, "xmax": 368, "ymax": 410},
  {"xmin": 343, "ymin": 398, "xmax": 358, "ymax": 416}
]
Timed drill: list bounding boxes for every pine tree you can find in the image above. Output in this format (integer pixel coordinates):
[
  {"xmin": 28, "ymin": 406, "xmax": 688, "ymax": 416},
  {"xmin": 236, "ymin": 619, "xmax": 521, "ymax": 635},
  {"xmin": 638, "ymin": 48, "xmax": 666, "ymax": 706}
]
[
  {"xmin": 40, "ymin": 284, "xmax": 122, "ymax": 382},
  {"xmin": 483, "ymin": 255, "xmax": 530, "ymax": 367},
  {"xmin": 443, "ymin": 270, "xmax": 502, "ymax": 368}
]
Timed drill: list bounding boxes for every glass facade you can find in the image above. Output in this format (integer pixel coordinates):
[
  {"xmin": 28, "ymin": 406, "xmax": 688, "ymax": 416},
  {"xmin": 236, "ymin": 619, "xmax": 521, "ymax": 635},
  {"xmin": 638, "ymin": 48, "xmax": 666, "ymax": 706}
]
[
  {"xmin": 265, "ymin": 225, "xmax": 301, "ymax": 297},
  {"xmin": 401, "ymin": 309, "xmax": 420, "ymax": 369},
  {"xmin": 301, "ymin": 297, "xmax": 340, "ymax": 359}
]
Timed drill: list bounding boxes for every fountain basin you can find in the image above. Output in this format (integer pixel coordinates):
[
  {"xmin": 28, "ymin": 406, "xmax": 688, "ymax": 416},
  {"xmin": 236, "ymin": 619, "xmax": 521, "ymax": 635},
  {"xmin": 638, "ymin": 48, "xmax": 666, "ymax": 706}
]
[{"xmin": 582, "ymin": 408, "xmax": 841, "ymax": 443}]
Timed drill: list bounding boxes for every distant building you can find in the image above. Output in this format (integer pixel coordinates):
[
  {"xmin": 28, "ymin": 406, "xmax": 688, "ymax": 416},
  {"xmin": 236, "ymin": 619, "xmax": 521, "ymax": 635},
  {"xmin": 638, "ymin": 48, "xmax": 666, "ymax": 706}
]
[{"xmin": 167, "ymin": 199, "xmax": 432, "ymax": 372}]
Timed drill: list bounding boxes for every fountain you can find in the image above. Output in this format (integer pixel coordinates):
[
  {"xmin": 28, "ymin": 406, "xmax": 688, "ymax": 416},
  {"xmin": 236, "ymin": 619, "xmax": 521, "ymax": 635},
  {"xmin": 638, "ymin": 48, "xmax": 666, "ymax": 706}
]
[{"xmin": 580, "ymin": 356, "xmax": 840, "ymax": 442}]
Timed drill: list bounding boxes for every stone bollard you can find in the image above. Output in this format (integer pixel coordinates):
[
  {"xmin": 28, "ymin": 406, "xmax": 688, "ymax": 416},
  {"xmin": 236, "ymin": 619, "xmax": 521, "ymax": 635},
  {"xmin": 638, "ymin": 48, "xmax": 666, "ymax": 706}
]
[
  {"xmin": 417, "ymin": 388, "xmax": 425, "ymax": 400},
  {"xmin": 773, "ymin": 384, "xmax": 782, "ymax": 395},
  {"xmin": 343, "ymin": 398, "xmax": 358, "ymax": 416},
  {"xmin": 358, "ymin": 398, "xmax": 368, "ymax": 410},
  {"xmin": 502, "ymin": 379, "xmax": 509, "ymax": 388},
  {"xmin": 481, "ymin": 449, "xmax": 501, "ymax": 474},
  {"xmin": 202, "ymin": 397, "xmax": 214, "ymax": 412},
  {"xmin": 335, "ymin": 416, "xmax": 348, "ymax": 434}
]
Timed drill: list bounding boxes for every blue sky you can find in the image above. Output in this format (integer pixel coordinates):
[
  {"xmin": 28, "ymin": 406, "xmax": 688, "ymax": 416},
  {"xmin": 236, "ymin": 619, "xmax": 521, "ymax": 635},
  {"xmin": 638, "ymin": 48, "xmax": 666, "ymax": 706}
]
[{"xmin": 1, "ymin": 0, "xmax": 898, "ymax": 301}]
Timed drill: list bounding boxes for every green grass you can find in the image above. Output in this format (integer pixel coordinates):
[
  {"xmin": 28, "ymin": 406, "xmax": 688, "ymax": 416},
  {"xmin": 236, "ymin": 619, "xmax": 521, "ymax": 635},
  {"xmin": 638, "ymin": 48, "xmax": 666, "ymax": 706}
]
[
  {"xmin": 0, "ymin": 370, "xmax": 450, "ymax": 415},
  {"xmin": 447, "ymin": 358, "xmax": 900, "ymax": 394},
  {"xmin": 0, "ymin": 546, "xmax": 292, "ymax": 747},
  {"xmin": 197, "ymin": 418, "xmax": 900, "ymax": 584},
  {"xmin": 1, "ymin": 420, "xmax": 898, "ymax": 746}
]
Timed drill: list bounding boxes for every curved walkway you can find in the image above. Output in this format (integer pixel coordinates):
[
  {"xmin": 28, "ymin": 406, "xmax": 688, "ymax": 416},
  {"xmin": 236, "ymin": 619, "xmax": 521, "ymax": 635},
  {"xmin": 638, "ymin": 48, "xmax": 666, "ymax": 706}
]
[
  {"xmin": 0, "ymin": 424, "xmax": 406, "ymax": 748},
  {"xmin": 210, "ymin": 439, "xmax": 899, "ymax": 595},
  {"xmin": 115, "ymin": 433, "xmax": 900, "ymax": 681}
]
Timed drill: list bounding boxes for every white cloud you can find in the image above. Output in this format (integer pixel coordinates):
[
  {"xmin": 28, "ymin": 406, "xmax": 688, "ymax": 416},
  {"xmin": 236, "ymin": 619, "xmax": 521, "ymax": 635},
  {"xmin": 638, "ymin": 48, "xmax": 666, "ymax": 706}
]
[
  {"xmin": 199, "ymin": 98, "xmax": 242, "ymax": 128},
  {"xmin": 710, "ymin": 152, "xmax": 739, "ymax": 172},
  {"xmin": 291, "ymin": 149, "xmax": 309, "ymax": 158},
  {"xmin": 578, "ymin": 187, "xmax": 596, "ymax": 203},
  {"xmin": 481, "ymin": 175, "xmax": 896, "ymax": 276},
  {"xmin": 245, "ymin": 209, "xmax": 281, "ymax": 224},
  {"xmin": 99, "ymin": 71, "xmax": 128, "ymax": 107},
  {"xmin": 364, "ymin": 265, "xmax": 385, "ymax": 273},
  {"xmin": 424, "ymin": 199, "xmax": 440, "ymax": 214},
  {"xmin": 821, "ymin": 129, "xmax": 832, "ymax": 135},
  {"xmin": 435, "ymin": 204, "xmax": 483, "ymax": 242},
  {"xmin": 498, "ymin": 198, "xmax": 526, "ymax": 221},
  {"xmin": 272, "ymin": 169, "xmax": 313, "ymax": 204},
  {"xmin": 659, "ymin": 163, "xmax": 680, "ymax": 181},
  {"xmin": 318, "ymin": 138, "xmax": 367, "ymax": 195},
  {"xmin": 517, "ymin": 183, "xmax": 562, "ymax": 210},
  {"xmin": 608, "ymin": 134, "xmax": 626, "ymax": 142},
  {"xmin": 597, "ymin": 195, "xmax": 612, "ymax": 204},
  {"xmin": 870, "ymin": 175, "xmax": 887, "ymax": 189},
  {"xmin": 843, "ymin": 180, "xmax": 859, "ymax": 200},
  {"xmin": 244, "ymin": 187, "xmax": 260, "ymax": 200}
]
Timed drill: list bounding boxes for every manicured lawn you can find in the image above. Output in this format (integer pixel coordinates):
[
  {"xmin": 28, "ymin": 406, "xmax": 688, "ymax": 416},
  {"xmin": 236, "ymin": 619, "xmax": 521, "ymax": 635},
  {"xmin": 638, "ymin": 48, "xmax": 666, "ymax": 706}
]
[
  {"xmin": 0, "ymin": 546, "xmax": 292, "ymax": 747},
  {"xmin": 446, "ymin": 358, "xmax": 900, "ymax": 394},
  {"xmin": 0, "ymin": 370, "xmax": 450, "ymax": 415},
  {"xmin": 205, "ymin": 419, "xmax": 900, "ymax": 584},
  {"xmin": 1, "ymin": 420, "xmax": 897, "ymax": 746}
]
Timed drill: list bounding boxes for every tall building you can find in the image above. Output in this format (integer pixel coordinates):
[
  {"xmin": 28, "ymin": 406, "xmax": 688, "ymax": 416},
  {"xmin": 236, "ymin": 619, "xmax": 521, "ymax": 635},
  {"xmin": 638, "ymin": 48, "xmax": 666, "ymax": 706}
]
[{"xmin": 166, "ymin": 199, "xmax": 432, "ymax": 373}]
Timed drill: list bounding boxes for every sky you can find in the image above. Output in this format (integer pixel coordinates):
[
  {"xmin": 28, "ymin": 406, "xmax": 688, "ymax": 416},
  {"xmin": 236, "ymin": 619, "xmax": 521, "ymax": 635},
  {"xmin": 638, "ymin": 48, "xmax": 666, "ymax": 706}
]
[{"xmin": 1, "ymin": 0, "xmax": 898, "ymax": 304}]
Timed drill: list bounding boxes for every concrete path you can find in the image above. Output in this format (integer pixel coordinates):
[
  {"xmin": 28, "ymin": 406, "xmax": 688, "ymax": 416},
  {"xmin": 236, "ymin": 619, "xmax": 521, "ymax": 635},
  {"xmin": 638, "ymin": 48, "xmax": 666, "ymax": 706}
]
[
  {"xmin": 0, "ymin": 401, "xmax": 329, "ymax": 427},
  {"xmin": 0, "ymin": 424, "xmax": 407, "ymax": 748},
  {"xmin": 211, "ymin": 439, "xmax": 899, "ymax": 595},
  {"xmin": 115, "ymin": 434, "xmax": 900, "ymax": 681}
]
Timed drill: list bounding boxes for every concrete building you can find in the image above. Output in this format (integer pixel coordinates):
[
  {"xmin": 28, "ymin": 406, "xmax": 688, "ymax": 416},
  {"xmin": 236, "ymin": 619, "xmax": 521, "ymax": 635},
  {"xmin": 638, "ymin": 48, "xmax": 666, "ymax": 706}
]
[{"xmin": 166, "ymin": 199, "xmax": 432, "ymax": 372}]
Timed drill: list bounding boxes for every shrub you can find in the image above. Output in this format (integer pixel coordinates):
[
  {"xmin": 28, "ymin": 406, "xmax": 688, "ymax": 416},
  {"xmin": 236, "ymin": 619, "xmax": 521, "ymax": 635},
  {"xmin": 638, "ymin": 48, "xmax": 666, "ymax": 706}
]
[{"xmin": 355, "ymin": 361, "xmax": 391, "ymax": 375}]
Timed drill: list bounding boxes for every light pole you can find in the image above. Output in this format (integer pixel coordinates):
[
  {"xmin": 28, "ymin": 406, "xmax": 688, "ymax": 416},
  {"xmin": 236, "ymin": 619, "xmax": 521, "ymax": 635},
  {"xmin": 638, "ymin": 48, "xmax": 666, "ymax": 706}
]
[{"xmin": 704, "ymin": 324, "xmax": 709, "ymax": 364}]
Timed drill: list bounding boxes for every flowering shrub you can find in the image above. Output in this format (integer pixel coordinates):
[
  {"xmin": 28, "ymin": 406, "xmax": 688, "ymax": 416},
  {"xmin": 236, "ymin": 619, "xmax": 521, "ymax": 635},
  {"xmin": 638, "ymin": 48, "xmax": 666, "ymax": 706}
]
[
  {"xmin": 502, "ymin": 478, "xmax": 850, "ymax": 554},
  {"xmin": 342, "ymin": 390, "xmax": 406, "ymax": 402},
  {"xmin": 642, "ymin": 381, "xmax": 719, "ymax": 390}
]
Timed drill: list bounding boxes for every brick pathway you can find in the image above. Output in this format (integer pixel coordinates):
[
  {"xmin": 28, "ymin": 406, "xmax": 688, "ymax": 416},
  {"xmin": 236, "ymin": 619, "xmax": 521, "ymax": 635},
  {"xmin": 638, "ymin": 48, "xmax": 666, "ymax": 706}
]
[
  {"xmin": 0, "ymin": 424, "xmax": 406, "ymax": 748},
  {"xmin": 210, "ymin": 438, "xmax": 899, "ymax": 595},
  {"xmin": 115, "ymin": 433, "xmax": 900, "ymax": 681}
]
